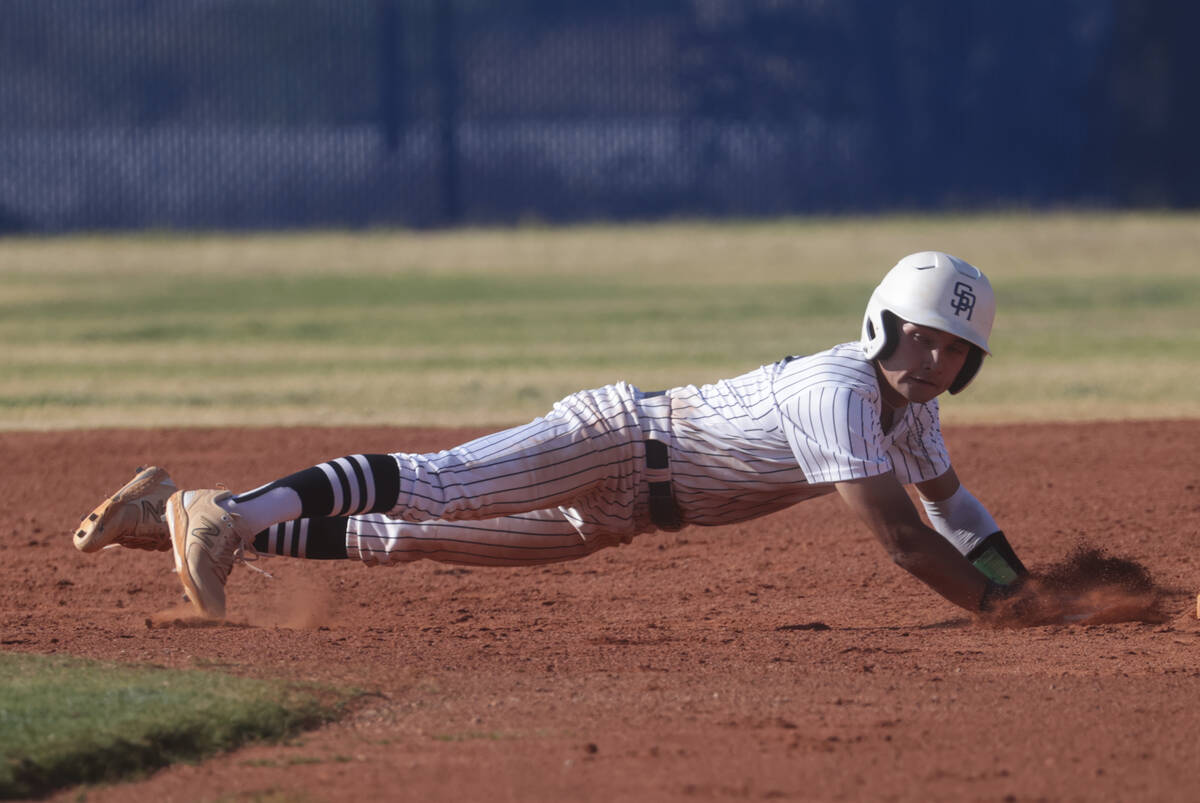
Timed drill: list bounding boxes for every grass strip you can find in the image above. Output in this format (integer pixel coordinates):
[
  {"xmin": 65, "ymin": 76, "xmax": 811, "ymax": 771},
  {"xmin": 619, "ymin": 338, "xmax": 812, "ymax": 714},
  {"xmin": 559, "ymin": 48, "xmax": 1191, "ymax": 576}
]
[
  {"xmin": 3, "ymin": 213, "xmax": 1199, "ymax": 427},
  {"xmin": 0, "ymin": 652, "xmax": 357, "ymax": 799}
]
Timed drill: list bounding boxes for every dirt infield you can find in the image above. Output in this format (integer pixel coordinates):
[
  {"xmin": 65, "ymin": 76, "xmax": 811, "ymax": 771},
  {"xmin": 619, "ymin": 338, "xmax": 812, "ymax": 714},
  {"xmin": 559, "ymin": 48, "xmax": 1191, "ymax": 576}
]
[{"xmin": 2, "ymin": 420, "xmax": 1198, "ymax": 802}]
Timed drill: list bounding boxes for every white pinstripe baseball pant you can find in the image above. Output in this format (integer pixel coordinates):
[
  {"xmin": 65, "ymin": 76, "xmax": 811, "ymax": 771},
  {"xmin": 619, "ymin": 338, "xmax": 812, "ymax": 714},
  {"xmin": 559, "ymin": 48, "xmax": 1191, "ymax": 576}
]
[{"xmin": 346, "ymin": 382, "xmax": 674, "ymax": 567}]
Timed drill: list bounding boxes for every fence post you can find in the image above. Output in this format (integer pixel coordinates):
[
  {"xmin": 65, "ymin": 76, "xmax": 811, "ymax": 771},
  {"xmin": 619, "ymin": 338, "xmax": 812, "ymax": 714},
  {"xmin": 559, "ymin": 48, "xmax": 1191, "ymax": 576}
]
[
  {"xmin": 377, "ymin": 0, "xmax": 403, "ymax": 152},
  {"xmin": 434, "ymin": 0, "xmax": 461, "ymax": 224}
]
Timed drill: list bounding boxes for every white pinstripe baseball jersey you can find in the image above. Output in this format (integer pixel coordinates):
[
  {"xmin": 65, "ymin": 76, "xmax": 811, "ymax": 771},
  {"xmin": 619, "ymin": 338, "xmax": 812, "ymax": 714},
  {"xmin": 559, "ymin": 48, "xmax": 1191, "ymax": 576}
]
[
  {"xmin": 668, "ymin": 341, "xmax": 950, "ymax": 526},
  {"xmin": 347, "ymin": 342, "xmax": 951, "ymax": 567}
]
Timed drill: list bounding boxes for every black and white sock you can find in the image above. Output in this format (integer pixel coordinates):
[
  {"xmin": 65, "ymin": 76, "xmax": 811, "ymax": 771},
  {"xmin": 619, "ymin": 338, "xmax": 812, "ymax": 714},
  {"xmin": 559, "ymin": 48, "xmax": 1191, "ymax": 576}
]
[
  {"xmin": 252, "ymin": 517, "xmax": 349, "ymax": 560},
  {"xmin": 229, "ymin": 453, "xmax": 401, "ymax": 536}
]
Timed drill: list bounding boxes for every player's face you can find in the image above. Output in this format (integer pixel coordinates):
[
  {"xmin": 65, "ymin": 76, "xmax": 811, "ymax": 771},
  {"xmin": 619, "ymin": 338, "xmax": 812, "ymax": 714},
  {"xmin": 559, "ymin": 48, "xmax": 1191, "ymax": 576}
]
[{"xmin": 876, "ymin": 321, "xmax": 971, "ymax": 406}]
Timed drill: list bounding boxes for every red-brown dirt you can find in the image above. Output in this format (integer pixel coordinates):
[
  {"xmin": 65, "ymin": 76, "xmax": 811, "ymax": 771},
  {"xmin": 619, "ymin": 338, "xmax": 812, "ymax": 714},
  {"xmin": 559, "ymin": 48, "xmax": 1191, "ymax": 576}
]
[{"xmin": 2, "ymin": 420, "xmax": 1198, "ymax": 802}]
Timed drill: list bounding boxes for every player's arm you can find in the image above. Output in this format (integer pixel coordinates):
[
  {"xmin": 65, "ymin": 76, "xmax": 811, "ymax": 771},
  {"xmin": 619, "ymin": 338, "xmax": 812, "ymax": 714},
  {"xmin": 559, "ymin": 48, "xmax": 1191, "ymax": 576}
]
[
  {"xmin": 834, "ymin": 472, "xmax": 991, "ymax": 611},
  {"xmin": 915, "ymin": 467, "xmax": 1028, "ymax": 586}
]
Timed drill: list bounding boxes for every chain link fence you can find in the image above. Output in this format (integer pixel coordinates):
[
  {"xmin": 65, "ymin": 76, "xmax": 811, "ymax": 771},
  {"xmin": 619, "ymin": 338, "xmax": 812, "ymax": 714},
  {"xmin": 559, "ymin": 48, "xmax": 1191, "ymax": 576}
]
[{"xmin": 1, "ymin": 0, "xmax": 1195, "ymax": 233}]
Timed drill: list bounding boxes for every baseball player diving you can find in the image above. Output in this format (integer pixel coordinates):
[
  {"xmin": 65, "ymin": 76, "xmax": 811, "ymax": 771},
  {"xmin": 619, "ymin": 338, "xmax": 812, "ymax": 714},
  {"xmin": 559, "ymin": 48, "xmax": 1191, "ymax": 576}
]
[{"xmin": 73, "ymin": 251, "xmax": 1031, "ymax": 621}]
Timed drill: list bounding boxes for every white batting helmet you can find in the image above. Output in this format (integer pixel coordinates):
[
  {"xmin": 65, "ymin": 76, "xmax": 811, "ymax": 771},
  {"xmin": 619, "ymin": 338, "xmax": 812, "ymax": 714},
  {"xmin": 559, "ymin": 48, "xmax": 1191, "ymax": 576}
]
[{"xmin": 861, "ymin": 251, "xmax": 995, "ymax": 394}]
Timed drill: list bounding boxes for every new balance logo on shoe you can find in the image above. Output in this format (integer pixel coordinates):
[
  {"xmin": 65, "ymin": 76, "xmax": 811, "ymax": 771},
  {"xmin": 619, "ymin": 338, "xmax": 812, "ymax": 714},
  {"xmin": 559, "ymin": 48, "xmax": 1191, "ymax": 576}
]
[
  {"xmin": 140, "ymin": 499, "xmax": 165, "ymax": 523},
  {"xmin": 190, "ymin": 521, "xmax": 222, "ymax": 550}
]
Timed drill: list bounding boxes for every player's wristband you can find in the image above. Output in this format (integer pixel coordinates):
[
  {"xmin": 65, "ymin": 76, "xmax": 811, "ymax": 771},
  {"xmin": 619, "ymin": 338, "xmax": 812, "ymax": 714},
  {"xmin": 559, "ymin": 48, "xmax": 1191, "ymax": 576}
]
[{"xmin": 966, "ymin": 531, "xmax": 1028, "ymax": 586}]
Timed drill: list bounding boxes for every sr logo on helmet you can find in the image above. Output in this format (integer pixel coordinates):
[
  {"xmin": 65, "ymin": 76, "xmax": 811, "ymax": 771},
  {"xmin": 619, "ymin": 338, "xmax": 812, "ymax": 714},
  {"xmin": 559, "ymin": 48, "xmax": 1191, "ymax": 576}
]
[{"xmin": 950, "ymin": 281, "xmax": 977, "ymax": 320}]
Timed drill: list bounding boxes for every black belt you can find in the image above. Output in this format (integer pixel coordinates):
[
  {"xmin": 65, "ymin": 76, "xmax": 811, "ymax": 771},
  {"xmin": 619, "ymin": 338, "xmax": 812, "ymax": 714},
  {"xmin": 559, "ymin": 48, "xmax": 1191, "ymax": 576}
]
[{"xmin": 644, "ymin": 438, "xmax": 683, "ymax": 531}]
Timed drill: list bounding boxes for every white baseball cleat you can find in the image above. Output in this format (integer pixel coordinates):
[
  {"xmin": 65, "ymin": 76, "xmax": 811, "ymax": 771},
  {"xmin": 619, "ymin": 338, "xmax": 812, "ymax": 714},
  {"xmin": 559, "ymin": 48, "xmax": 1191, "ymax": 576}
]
[
  {"xmin": 74, "ymin": 466, "xmax": 176, "ymax": 553},
  {"xmin": 167, "ymin": 488, "xmax": 258, "ymax": 619}
]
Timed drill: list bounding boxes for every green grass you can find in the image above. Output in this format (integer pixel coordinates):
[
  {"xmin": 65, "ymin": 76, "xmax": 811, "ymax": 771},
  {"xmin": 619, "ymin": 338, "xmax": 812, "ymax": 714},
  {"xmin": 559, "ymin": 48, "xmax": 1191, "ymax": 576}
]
[
  {"xmin": 0, "ymin": 652, "xmax": 356, "ymax": 799},
  {"xmin": 2, "ymin": 211, "xmax": 1198, "ymax": 429}
]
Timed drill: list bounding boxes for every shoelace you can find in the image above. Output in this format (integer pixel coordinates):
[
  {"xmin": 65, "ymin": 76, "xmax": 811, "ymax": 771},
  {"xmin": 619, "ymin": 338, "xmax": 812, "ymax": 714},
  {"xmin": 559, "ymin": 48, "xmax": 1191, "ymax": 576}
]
[
  {"xmin": 236, "ymin": 542, "xmax": 274, "ymax": 579},
  {"xmin": 220, "ymin": 503, "xmax": 275, "ymax": 580}
]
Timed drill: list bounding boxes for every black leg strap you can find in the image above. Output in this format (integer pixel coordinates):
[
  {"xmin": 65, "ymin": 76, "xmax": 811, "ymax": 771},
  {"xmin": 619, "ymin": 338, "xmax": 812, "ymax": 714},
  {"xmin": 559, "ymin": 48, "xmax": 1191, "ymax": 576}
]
[{"xmin": 645, "ymin": 439, "xmax": 683, "ymax": 531}]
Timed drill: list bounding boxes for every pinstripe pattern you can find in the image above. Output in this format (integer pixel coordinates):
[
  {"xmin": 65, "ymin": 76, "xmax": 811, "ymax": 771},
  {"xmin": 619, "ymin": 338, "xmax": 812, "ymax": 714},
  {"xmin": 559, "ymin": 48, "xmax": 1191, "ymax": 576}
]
[
  {"xmin": 667, "ymin": 343, "xmax": 948, "ymax": 526},
  {"xmin": 349, "ymin": 344, "xmax": 950, "ymax": 567},
  {"xmin": 348, "ymin": 509, "xmax": 630, "ymax": 567},
  {"xmin": 388, "ymin": 382, "xmax": 646, "ymax": 528},
  {"xmin": 344, "ymin": 382, "xmax": 650, "ymax": 567}
]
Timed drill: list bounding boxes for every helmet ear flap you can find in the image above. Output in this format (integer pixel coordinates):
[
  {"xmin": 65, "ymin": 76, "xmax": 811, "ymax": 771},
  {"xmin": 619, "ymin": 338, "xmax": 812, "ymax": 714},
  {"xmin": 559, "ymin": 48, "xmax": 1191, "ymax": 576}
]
[
  {"xmin": 949, "ymin": 346, "xmax": 985, "ymax": 394},
  {"xmin": 871, "ymin": 310, "xmax": 900, "ymax": 361}
]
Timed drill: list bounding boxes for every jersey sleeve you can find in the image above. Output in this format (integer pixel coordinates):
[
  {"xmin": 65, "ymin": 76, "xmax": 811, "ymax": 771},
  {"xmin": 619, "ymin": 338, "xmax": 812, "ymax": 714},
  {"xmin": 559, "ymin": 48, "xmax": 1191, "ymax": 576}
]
[
  {"xmin": 888, "ymin": 401, "xmax": 952, "ymax": 484},
  {"xmin": 780, "ymin": 383, "xmax": 892, "ymax": 484}
]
